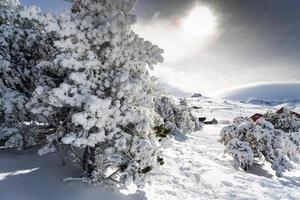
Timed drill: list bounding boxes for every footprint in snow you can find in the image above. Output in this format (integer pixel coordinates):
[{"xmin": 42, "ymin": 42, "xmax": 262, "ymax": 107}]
[{"xmin": 221, "ymin": 181, "xmax": 234, "ymax": 187}]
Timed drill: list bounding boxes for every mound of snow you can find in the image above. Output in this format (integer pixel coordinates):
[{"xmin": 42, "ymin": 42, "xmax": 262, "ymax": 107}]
[{"xmin": 219, "ymin": 83, "xmax": 300, "ymax": 105}]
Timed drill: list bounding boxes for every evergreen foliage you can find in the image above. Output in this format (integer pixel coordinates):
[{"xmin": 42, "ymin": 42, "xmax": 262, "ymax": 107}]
[
  {"xmin": 155, "ymin": 96, "xmax": 201, "ymax": 135},
  {"xmin": 220, "ymin": 109, "xmax": 300, "ymax": 177},
  {"xmin": 0, "ymin": 0, "xmax": 199, "ymax": 187},
  {"xmin": 0, "ymin": 1, "xmax": 55, "ymax": 149}
]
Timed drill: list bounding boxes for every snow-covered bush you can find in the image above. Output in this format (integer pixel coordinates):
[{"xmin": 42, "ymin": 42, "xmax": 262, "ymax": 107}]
[
  {"xmin": 155, "ymin": 96, "xmax": 201, "ymax": 134},
  {"xmin": 0, "ymin": 1, "xmax": 55, "ymax": 149},
  {"xmin": 220, "ymin": 117, "xmax": 298, "ymax": 176},
  {"xmin": 264, "ymin": 108, "xmax": 300, "ymax": 132},
  {"xmin": 3, "ymin": 0, "xmax": 20, "ymax": 6},
  {"xmin": 225, "ymin": 138, "xmax": 254, "ymax": 170},
  {"xmin": 289, "ymin": 132, "xmax": 300, "ymax": 153}
]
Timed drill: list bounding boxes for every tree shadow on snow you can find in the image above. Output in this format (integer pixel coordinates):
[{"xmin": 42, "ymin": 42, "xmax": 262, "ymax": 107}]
[
  {"xmin": 240, "ymin": 162, "xmax": 300, "ymax": 190},
  {"xmin": 0, "ymin": 148, "xmax": 147, "ymax": 200},
  {"xmin": 173, "ymin": 132, "xmax": 188, "ymax": 142},
  {"xmin": 279, "ymin": 176, "xmax": 300, "ymax": 188},
  {"xmin": 244, "ymin": 164, "xmax": 273, "ymax": 179}
]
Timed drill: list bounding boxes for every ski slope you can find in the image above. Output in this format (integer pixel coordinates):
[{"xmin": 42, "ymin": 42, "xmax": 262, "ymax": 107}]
[{"xmin": 1, "ymin": 98, "xmax": 300, "ymax": 200}]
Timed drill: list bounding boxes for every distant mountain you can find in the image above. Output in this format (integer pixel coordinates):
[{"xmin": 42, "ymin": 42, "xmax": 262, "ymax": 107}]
[
  {"xmin": 241, "ymin": 99, "xmax": 300, "ymax": 106},
  {"xmin": 219, "ymin": 82, "xmax": 300, "ymax": 105}
]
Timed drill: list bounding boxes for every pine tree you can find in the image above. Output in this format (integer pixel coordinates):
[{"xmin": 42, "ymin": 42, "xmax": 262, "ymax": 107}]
[
  {"xmin": 0, "ymin": 0, "xmax": 19, "ymax": 7},
  {"xmin": 0, "ymin": 0, "xmax": 200, "ymax": 187},
  {"xmin": 155, "ymin": 96, "xmax": 201, "ymax": 134},
  {"xmin": 27, "ymin": 0, "xmax": 165, "ymax": 186},
  {"xmin": 0, "ymin": 1, "xmax": 55, "ymax": 149}
]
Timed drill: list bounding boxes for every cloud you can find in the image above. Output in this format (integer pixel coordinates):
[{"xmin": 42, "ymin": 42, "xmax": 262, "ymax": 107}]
[
  {"xmin": 134, "ymin": 4, "xmax": 220, "ymax": 96},
  {"xmin": 136, "ymin": 0, "xmax": 196, "ymax": 20},
  {"xmin": 134, "ymin": 0, "xmax": 300, "ymax": 97},
  {"xmin": 158, "ymin": 81, "xmax": 191, "ymax": 98},
  {"xmin": 134, "ymin": 16, "xmax": 218, "ymax": 64}
]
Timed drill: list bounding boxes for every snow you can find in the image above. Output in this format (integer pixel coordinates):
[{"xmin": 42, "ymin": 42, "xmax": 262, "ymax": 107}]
[
  {"xmin": 0, "ymin": 148, "xmax": 143, "ymax": 200},
  {"xmin": 144, "ymin": 125, "xmax": 300, "ymax": 200},
  {"xmin": 1, "ymin": 98, "xmax": 300, "ymax": 199},
  {"xmin": 188, "ymin": 97, "xmax": 276, "ymax": 123}
]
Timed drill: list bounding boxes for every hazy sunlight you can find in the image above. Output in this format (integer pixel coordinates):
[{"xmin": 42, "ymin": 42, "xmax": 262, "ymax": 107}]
[{"xmin": 181, "ymin": 6, "xmax": 217, "ymax": 38}]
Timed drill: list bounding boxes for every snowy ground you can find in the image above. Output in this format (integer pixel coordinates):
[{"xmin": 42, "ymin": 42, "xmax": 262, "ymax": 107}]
[
  {"xmin": 1, "ymin": 98, "xmax": 300, "ymax": 200},
  {"xmin": 145, "ymin": 125, "xmax": 300, "ymax": 200},
  {"xmin": 0, "ymin": 147, "xmax": 141, "ymax": 200}
]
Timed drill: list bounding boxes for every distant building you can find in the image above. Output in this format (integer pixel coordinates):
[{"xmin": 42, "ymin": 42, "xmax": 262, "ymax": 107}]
[
  {"xmin": 192, "ymin": 93, "xmax": 202, "ymax": 98},
  {"xmin": 198, "ymin": 117, "xmax": 207, "ymax": 123},
  {"xmin": 250, "ymin": 113, "xmax": 264, "ymax": 122},
  {"xmin": 204, "ymin": 118, "xmax": 218, "ymax": 125},
  {"xmin": 191, "ymin": 106, "xmax": 202, "ymax": 109}
]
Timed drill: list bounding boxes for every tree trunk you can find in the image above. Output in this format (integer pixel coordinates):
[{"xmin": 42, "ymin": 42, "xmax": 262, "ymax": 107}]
[{"xmin": 81, "ymin": 146, "xmax": 96, "ymax": 177}]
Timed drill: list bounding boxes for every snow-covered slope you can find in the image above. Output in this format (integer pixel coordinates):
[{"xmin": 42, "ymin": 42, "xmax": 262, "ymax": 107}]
[
  {"xmin": 145, "ymin": 125, "xmax": 300, "ymax": 199},
  {"xmin": 1, "ymin": 98, "xmax": 300, "ymax": 200},
  {"xmin": 188, "ymin": 97, "xmax": 276, "ymax": 123}
]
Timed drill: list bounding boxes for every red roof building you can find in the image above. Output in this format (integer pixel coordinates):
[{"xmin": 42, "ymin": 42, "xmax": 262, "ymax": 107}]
[
  {"xmin": 250, "ymin": 113, "xmax": 264, "ymax": 122},
  {"xmin": 293, "ymin": 111, "xmax": 300, "ymax": 118}
]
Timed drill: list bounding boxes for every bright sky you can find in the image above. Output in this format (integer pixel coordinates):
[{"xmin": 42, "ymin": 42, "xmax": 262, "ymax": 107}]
[{"xmin": 20, "ymin": 0, "xmax": 300, "ymax": 97}]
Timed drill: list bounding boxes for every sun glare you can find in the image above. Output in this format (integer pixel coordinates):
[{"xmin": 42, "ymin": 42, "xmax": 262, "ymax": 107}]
[{"xmin": 181, "ymin": 6, "xmax": 217, "ymax": 38}]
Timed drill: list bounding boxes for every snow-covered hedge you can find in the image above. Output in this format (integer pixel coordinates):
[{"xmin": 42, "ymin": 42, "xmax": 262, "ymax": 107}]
[{"xmin": 220, "ymin": 110, "xmax": 300, "ymax": 176}]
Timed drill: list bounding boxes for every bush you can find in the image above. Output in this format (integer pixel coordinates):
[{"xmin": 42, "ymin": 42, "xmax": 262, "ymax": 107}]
[
  {"xmin": 155, "ymin": 96, "xmax": 201, "ymax": 134},
  {"xmin": 264, "ymin": 107, "xmax": 300, "ymax": 132},
  {"xmin": 220, "ymin": 115, "xmax": 299, "ymax": 177}
]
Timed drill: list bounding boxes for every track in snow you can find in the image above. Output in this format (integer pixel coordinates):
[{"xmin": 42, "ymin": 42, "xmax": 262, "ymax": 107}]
[{"xmin": 144, "ymin": 125, "xmax": 300, "ymax": 200}]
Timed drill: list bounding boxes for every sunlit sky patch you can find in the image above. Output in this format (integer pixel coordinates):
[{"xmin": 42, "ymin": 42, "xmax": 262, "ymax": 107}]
[{"xmin": 181, "ymin": 6, "xmax": 217, "ymax": 38}]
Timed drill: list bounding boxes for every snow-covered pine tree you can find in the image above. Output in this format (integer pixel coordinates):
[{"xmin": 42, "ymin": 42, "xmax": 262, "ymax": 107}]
[
  {"xmin": 28, "ymin": 0, "xmax": 166, "ymax": 186},
  {"xmin": 0, "ymin": 1, "xmax": 55, "ymax": 149},
  {"xmin": 0, "ymin": 0, "xmax": 19, "ymax": 7},
  {"xmin": 155, "ymin": 96, "xmax": 201, "ymax": 134},
  {"xmin": 263, "ymin": 108, "xmax": 300, "ymax": 157},
  {"xmin": 264, "ymin": 107, "xmax": 300, "ymax": 132}
]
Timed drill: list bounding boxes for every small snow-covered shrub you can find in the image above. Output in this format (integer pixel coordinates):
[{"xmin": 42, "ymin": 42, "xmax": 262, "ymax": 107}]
[
  {"xmin": 155, "ymin": 96, "xmax": 201, "ymax": 134},
  {"xmin": 220, "ymin": 117, "xmax": 299, "ymax": 176},
  {"xmin": 225, "ymin": 138, "xmax": 254, "ymax": 170},
  {"xmin": 289, "ymin": 132, "xmax": 300, "ymax": 153},
  {"xmin": 264, "ymin": 107, "xmax": 300, "ymax": 132}
]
